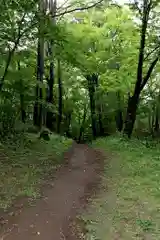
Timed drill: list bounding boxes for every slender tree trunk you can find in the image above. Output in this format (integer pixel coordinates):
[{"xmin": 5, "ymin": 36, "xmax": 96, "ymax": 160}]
[
  {"xmin": 87, "ymin": 74, "xmax": 97, "ymax": 139},
  {"xmin": 154, "ymin": 108, "xmax": 159, "ymax": 133},
  {"xmin": 65, "ymin": 111, "xmax": 72, "ymax": 137},
  {"xmin": 148, "ymin": 107, "xmax": 154, "ymax": 136},
  {"xmin": 115, "ymin": 91, "xmax": 123, "ymax": 132},
  {"xmin": 95, "ymin": 76, "xmax": 104, "ymax": 136},
  {"xmin": 46, "ymin": 40, "xmax": 55, "ymax": 129},
  {"xmin": 154, "ymin": 94, "xmax": 160, "ymax": 134},
  {"xmin": 152, "ymin": 105, "xmax": 155, "ymax": 133},
  {"xmin": 78, "ymin": 104, "xmax": 87, "ymax": 143},
  {"xmin": 33, "ymin": 40, "xmax": 44, "ymax": 127},
  {"xmin": 97, "ymin": 105, "xmax": 104, "ymax": 136},
  {"xmin": 17, "ymin": 61, "xmax": 26, "ymax": 123},
  {"xmin": 123, "ymin": 1, "xmax": 158, "ymax": 137},
  {"xmin": 123, "ymin": 94, "xmax": 140, "ymax": 138},
  {"xmin": 33, "ymin": 0, "xmax": 45, "ymax": 128},
  {"xmin": 46, "ymin": 0, "xmax": 57, "ymax": 130},
  {"xmin": 20, "ymin": 94, "xmax": 26, "ymax": 123},
  {"xmin": 57, "ymin": 59, "xmax": 63, "ymax": 133},
  {"xmin": 33, "ymin": 85, "xmax": 40, "ymax": 126}
]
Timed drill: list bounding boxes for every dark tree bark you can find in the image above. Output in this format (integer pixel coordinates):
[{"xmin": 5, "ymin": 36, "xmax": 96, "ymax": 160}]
[
  {"xmin": 20, "ymin": 94, "xmax": 26, "ymax": 123},
  {"xmin": 115, "ymin": 91, "xmax": 123, "ymax": 132},
  {"xmin": 33, "ymin": 40, "xmax": 44, "ymax": 127},
  {"xmin": 86, "ymin": 74, "xmax": 97, "ymax": 139},
  {"xmin": 33, "ymin": 85, "xmax": 40, "ymax": 126},
  {"xmin": 123, "ymin": 0, "xmax": 159, "ymax": 138},
  {"xmin": 46, "ymin": 43, "xmax": 55, "ymax": 129},
  {"xmin": 33, "ymin": 0, "xmax": 45, "ymax": 128},
  {"xmin": 46, "ymin": 0, "xmax": 57, "ymax": 130},
  {"xmin": 124, "ymin": 94, "xmax": 140, "ymax": 138},
  {"xmin": 95, "ymin": 76, "xmax": 104, "ymax": 137},
  {"xmin": 57, "ymin": 59, "xmax": 63, "ymax": 134},
  {"xmin": 154, "ymin": 108, "xmax": 159, "ymax": 133},
  {"xmin": 97, "ymin": 105, "xmax": 104, "ymax": 136},
  {"xmin": 154, "ymin": 94, "xmax": 160, "ymax": 134},
  {"xmin": 87, "ymin": 73, "xmax": 104, "ymax": 138},
  {"xmin": 18, "ymin": 61, "xmax": 26, "ymax": 123},
  {"xmin": 150, "ymin": 105, "xmax": 155, "ymax": 135},
  {"xmin": 65, "ymin": 111, "xmax": 72, "ymax": 138},
  {"xmin": 78, "ymin": 104, "xmax": 87, "ymax": 143}
]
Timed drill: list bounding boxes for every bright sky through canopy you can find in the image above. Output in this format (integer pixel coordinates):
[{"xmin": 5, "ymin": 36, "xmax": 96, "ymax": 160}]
[{"xmin": 57, "ymin": 0, "xmax": 129, "ymax": 7}]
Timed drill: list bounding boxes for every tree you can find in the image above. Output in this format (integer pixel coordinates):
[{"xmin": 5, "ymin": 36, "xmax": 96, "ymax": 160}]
[
  {"xmin": 1, "ymin": 0, "xmax": 160, "ymax": 142},
  {"xmin": 46, "ymin": 0, "xmax": 57, "ymax": 130},
  {"xmin": 57, "ymin": 58, "xmax": 63, "ymax": 133},
  {"xmin": 123, "ymin": 0, "xmax": 160, "ymax": 138},
  {"xmin": 0, "ymin": 0, "xmax": 37, "ymax": 91},
  {"xmin": 61, "ymin": 6, "xmax": 140, "ymax": 138},
  {"xmin": 33, "ymin": 0, "xmax": 46, "ymax": 128}
]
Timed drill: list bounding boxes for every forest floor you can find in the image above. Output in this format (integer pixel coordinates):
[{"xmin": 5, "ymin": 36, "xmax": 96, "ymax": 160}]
[
  {"xmin": 0, "ymin": 140, "xmax": 104, "ymax": 240},
  {"xmin": 0, "ymin": 133, "xmax": 72, "ymax": 210},
  {"xmin": 1, "ymin": 135, "xmax": 160, "ymax": 240},
  {"xmin": 81, "ymin": 137, "xmax": 160, "ymax": 240}
]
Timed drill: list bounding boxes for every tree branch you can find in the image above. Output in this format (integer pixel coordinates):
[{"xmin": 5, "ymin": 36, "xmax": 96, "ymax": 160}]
[
  {"xmin": 134, "ymin": 0, "xmax": 142, "ymax": 16},
  {"xmin": 57, "ymin": 0, "xmax": 70, "ymax": 10},
  {"xmin": 54, "ymin": 0, "xmax": 104, "ymax": 17},
  {"xmin": 144, "ymin": 45, "xmax": 160, "ymax": 61},
  {"xmin": 140, "ymin": 56, "xmax": 159, "ymax": 91},
  {"xmin": 0, "ymin": 13, "xmax": 27, "ymax": 91}
]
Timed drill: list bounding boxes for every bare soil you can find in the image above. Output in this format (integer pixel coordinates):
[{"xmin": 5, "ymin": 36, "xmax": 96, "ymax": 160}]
[{"xmin": 0, "ymin": 143, "xmax": 103, "ymax": 240}]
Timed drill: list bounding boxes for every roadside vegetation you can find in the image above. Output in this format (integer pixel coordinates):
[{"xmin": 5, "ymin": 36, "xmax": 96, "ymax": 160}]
[
  {"xmin": 0, "ymin": 133, "xmax": 72, "ymax": 210},
  {"xmin": 80, "ymin": 136, "xmax": 160, "ymax": 239}
]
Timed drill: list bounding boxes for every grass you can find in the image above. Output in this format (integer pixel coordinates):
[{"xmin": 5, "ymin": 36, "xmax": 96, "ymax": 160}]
[
  {"xmin": 0, "ymin": 133, "xmax": 72, "ymax": 210},
  {"xmin": 81, "ymin": 136, "xmax": 160, "ymax": 239}
]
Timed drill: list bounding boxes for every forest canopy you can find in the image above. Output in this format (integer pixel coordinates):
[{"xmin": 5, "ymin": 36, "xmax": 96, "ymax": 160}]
[{"xmin": 0, "ymin": 0, "xmax": 160, "ymax": 141}]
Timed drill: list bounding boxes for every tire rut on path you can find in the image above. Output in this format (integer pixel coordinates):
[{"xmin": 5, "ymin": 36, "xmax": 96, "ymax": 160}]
[{"xmin": 0, "ymin": 143, "xmax": 103, "ymax": 240}]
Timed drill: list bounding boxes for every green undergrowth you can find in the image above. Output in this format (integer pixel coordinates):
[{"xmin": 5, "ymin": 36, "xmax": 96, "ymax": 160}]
[
  {"xmin": 0, "ymin": 133, "xmax": 72, "ymax": 210},
  {"xmin": 81, "ymin": 136, "xmax": 160, "ymax": 239}
]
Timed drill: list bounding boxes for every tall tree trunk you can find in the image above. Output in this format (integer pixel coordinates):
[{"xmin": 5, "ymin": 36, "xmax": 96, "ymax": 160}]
[
  {"xmin": 97, "ymin": 105, "xmax": 103, "ymax": 136},
  {"xmin": 33, "ymin": 0, "xmax": 45, "ymax": 128},
  {"xmin": 20, "ymin": 94, "xmax": 26, "ymax": 123},
  {"xmin": 124, "ymin": 94, "xmax": 140, "ymax": 138},
  {"xmin": 148, "ymin": 107, "xmax": 154, "ymax": 136},
  {"xmin": 115, "ymin": 91, "xmax": 123, "ymax": 132},
  {"xmin": 65, "ymin": 111, "xmax": 72, "ymax": 138},
  {"xmin": 154, "ymin": 94, "xmax": 160, "ymax": 134},
  {"xmin": 154, "ymin": 108, "xmax": 159, "ymax": 133},
  {"xmin": 46, "ymin": 0, "xmax": 57, "ymax": 130},
  {"xmin": 78, "ymin": 104, "xmax": 87, "ymax": 143},
  {"xmin": 123, "ymin": 0, "xmax": 159, "ymax": 137},
  {"xmin": 87, "ymin": 74, "xmax": 97, "ymax": 139},
  {"xmin": 151, "ymin": 105, "xmax": 155, "ymax": 134},
  {"xmin": 17, "ymin": 61, "xmax": 26, "ymax": 123},
  {"xmin": 57, "ymin": 59, "xmax": 62, "ymax": 133},
  {"xmin": 95, "ymin": 75, "xmax": 104, "ymax": 136}
]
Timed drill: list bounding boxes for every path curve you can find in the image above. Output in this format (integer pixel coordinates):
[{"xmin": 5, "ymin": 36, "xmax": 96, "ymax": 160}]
[{"xmin": 0, "ymin": 143, "xmax": 103, "ymax": 240}]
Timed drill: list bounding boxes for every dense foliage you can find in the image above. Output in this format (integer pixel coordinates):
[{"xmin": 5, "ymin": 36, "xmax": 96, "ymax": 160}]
[{"xmin": 0, "ymin": 0, "xmax": 160, "ymax": 141}]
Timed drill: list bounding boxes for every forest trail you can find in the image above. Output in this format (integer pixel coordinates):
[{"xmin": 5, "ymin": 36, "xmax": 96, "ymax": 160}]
[{"xmin": 0, "ymin": 143, "xmax": 103, "ymax": 240}]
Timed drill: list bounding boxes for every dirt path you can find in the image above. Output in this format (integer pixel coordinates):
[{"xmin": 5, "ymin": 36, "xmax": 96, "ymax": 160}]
[{"xmin": 0, "ymin": 143, "xmax": 103, "ymax": 240}]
